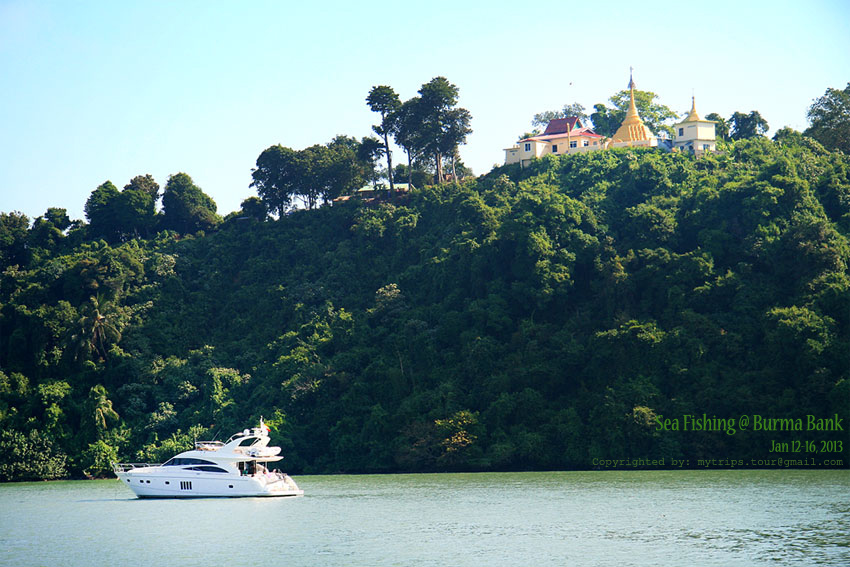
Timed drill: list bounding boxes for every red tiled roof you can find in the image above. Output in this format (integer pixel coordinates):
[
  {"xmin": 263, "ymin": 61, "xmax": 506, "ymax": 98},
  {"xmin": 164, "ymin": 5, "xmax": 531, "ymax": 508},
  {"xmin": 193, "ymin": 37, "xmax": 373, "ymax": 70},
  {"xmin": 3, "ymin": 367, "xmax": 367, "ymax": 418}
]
[
  {"xmin": 521, "ymin": 127, "xmax": 603, "ymax": 143},
  {"xmin": 543, "ymin": 117, "xmax": 581, "ymax": 135},
  {"xmin": 565, "ymin": 127, "xmax": 602, "ymax": 138}
]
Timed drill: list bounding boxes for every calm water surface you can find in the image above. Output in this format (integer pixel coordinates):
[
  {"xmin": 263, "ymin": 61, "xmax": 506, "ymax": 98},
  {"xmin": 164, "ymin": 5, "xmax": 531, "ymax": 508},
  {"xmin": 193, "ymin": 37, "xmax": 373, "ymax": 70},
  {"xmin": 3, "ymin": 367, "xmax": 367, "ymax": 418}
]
[{"xmin": 1, "ymin": 470, "xmax": 848, "ymax": 566}]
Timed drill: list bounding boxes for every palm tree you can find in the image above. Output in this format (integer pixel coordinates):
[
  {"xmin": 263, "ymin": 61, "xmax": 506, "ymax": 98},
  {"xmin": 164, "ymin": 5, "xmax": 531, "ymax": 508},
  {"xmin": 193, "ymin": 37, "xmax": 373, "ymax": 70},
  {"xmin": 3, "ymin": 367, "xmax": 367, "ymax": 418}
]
[
  {"xmin": 87, "ymin": 384, "xmax": 119, "ymax": 439},
  {"xmin": 72, "ymin": 295, "xmax": 122, "ymax": 361}
]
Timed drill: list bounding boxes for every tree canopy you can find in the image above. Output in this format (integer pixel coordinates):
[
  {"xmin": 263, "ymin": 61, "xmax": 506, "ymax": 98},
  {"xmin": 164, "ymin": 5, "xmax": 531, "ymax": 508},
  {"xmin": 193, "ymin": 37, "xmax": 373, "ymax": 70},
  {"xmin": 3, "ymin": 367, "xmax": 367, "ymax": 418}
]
[
  {"xmin": 730, "ymin": 110, "xmax": 769, "ymax": 140},
  {"xmin": 161, "ymin": 173, "xmax": 221, "ymax": 234},
  {"xmin": 805, "ymin": 83, "xmax": 850, "ymax": 153},
  {"xmin": 705, "ymin": 113, "xmax": 730, "ymax": 141},
  {"xmin": 413, "ymin": 77, "xmax": 473, "ymax": 183},
  {"xmin": 367, "ymin": 85, "xmax": 402, "ymax": 193},
  {"xmin": 252, "ymin": 137, "xmax": 372, "ymax": 213}
]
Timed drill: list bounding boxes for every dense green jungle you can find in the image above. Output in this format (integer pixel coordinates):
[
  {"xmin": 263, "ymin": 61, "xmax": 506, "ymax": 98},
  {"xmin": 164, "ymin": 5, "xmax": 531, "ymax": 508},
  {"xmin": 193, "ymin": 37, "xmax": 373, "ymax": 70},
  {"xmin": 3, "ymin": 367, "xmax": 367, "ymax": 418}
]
[{"xmin": 1, "ymin": 137, "xmax": 848, "ymax": 480}]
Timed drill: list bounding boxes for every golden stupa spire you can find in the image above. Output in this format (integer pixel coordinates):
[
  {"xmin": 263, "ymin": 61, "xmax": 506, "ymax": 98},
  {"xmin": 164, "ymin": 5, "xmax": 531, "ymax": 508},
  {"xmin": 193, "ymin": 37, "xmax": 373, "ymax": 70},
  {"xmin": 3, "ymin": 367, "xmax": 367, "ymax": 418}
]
[
  {"xmin": 611, "ymin": 67, "xmax": 653, "ymax": 144},
  {"xmin": 684, "ymin": 94, "xmax": 700, "ymax": 122},
  {"xmin": 621, "ymin": 67, "xmax": 641, "ymax": 126}
]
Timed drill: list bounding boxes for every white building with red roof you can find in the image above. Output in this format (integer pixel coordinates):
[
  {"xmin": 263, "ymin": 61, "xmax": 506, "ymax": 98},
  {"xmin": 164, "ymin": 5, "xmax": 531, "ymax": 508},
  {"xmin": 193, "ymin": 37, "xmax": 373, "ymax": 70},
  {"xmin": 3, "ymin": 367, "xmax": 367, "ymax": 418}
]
[{"xmin": 504, "ymin": 117, "xmax": 605, "ymax": 167}]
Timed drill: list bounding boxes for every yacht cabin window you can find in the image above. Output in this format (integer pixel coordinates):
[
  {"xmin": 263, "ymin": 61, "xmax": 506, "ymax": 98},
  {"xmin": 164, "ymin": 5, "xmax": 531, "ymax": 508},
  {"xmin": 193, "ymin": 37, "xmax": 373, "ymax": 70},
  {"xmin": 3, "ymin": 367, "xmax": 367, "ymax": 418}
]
[{"xmin": 163, "ymin": 457, "xmax": 216, "ymax": 467}]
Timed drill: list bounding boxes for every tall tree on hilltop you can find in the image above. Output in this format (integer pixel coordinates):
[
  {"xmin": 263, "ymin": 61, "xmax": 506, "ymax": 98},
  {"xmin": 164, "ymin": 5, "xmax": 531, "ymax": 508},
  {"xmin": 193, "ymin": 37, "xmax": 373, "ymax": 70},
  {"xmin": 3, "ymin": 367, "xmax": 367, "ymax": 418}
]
[
  {"xmin": 85, "ymin": 177, "xmax": 161, "ymax": 241},
  {"xmin": 730, "ymin": 111, "xmax": 769, "ymax": 140},
  {"xmin": 252, "ymin": 145, "xmax": 299, "ymax": 216},
  {"xmin": 119, "ymin": 175, "xmax": 159, "ymax": 239},
  {"xmin": 324, "ymin": 135, "xmax": 371, "ymax": 200},
  {"xmin": 391, "ymin": 98, "xmax": 424, "ymax": 188},
  {"xmin": 84, "ymin": 181, "xmax": 122, "ymax": 242},
  {"xmin": 253, "ymin": 138, "xmax": 371, "ymax": 213},
  {"xmin": 705, "ymin": 113, "xmax": 730, "ymax": 142},
  {"xmin": 0, "ymin": 211, "xmax": 30, "ymax": 268},
  {"xmin": 124, "ymin": 174, "xmax": 160, "ymax": 201},
  {"xmin": 358, "ymin": 136, "xmax": 385, "ymax": 189},
  {"xmin": 805, "ymin": 83, "xmax": 850, "ymax": 153},
  {"xmin": 295, "ymin": 145, "xmax": 329, "ymax": 210},
  {"xmin": 161, "ymin": 173, "xmax": 220, "ymax": 234},
  {"xmin": 28, "ymin": 208, "xmax": 72, "ymax": 254},
  {"xmin": 415, "ymin": 77, "xmax": 472, "ymax": 184},
  {"xmin": 366, "ymin": 86, "xmax": 401, "ymax": 193},
  {"xmin": 44, "ymin": 208, "xmax": 72, "ymax": 231},
  {"xmin": 442, "ymin": 107, "xmax": 473, "ymax": 181}
]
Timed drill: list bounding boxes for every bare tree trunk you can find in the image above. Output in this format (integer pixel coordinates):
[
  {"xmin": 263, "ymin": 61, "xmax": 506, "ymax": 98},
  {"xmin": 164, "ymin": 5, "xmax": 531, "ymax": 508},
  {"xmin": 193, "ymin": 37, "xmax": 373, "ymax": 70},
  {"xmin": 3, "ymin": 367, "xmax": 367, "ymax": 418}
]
[
  {"xmin": 451, "ymin": 153, "xmax": 457, "ymax": 182},
  {"xmin": 435, "ymin": 152, "xmax": 443, "ymax": 185},
  {"xmin": 407, "ymin": 150, "xmax": 413, "ymax": 188},
  {"xmin": 384, "ymin": 132, "xmax": 394, "ymax": 195}
]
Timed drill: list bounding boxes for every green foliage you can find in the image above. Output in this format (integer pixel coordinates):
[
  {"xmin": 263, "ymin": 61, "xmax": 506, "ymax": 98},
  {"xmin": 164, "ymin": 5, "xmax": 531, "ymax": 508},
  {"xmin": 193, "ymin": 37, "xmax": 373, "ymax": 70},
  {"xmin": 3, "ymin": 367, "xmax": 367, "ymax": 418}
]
[
  {"xmin": 84, "ymin": 181, "xmax": 122, "ymax": 241},
  {"xmin": 400, "ymin": 77, "xmax": 473, "ymax": 183},
  {"xmin": 0, "ymin": 211, "xmax": 30, "ymax": 268},
  {"xmin": 0, "ymin": 429, "xmax": 68, "ymax": 481},
  {"xmin": 705, "ymin": 113, "xmax": 730, "ymax": 141},
  {"xmin": 805, "ymin": 83, "xmax": 850, "ymax": 153},
  {"xmin": 81, "ymin": 439, "xmax": 118, "ymax": 478},
  {"xmin": 1, "ymin": 135, "xmax": 848, "ymax": 479},
  {"xmin": 116, "ymin": 178, "xmax": 158, "ymax": 238},
  {"xmin": 161, "ymin": 173, "xmax": 221, "ymax": 234},
  {"xmin": 239, "ymin": 196, "xmax": 269, "ymax": 222},
  {"xmin": 83, "ymin": 176, "xmax": 160, "ymax": 242},
  {"xmin": 252, "ymin": 137, "xmax": 371, "ymax": 213},
  {"xmin": 730, "ymin": 110, "xmax": 769, "ymax": 140}
]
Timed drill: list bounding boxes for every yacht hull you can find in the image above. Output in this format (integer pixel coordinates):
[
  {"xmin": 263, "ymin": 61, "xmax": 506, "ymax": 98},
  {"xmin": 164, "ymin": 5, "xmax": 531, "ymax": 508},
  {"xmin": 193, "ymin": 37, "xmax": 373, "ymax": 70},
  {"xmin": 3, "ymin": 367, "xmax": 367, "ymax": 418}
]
[
  {"xmin": 114, "ymin": 422, "xmax": 303, "ymax": 499},
  {"xmin": 116, "ymin": 469, "xmax": 303, "ymax": 498}
]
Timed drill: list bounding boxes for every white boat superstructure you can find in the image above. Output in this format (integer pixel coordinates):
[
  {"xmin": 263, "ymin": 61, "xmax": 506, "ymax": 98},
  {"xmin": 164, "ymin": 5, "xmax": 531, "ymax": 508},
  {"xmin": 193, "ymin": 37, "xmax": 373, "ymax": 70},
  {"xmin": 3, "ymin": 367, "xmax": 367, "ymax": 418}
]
[{"xmin": 114, "ymin": 421, "xmax": 303, "ymax": 498}]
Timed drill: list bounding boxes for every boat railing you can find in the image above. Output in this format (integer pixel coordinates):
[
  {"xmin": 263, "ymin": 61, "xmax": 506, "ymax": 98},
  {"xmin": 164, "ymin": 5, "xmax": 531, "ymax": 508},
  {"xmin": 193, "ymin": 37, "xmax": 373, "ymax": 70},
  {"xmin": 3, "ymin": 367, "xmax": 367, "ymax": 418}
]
[{"xmin": 113, "ymin": 462, "xmax": 161, "ymax": 473}]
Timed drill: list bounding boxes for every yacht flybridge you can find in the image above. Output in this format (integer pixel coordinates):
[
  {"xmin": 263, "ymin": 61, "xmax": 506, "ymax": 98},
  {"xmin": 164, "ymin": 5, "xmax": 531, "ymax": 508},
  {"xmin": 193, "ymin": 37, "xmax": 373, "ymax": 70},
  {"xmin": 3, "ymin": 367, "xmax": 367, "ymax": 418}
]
[{"xmin": 114, "ymin": 421, "xmax": 303, "ymax": 498}]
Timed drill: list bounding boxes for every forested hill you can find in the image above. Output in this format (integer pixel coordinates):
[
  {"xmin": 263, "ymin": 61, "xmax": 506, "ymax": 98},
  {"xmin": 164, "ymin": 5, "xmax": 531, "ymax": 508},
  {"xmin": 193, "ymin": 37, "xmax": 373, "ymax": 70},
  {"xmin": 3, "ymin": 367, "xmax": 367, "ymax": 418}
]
[{"xmin": 2, "ymin": 136, "xmax": 849, "ymax": 480}]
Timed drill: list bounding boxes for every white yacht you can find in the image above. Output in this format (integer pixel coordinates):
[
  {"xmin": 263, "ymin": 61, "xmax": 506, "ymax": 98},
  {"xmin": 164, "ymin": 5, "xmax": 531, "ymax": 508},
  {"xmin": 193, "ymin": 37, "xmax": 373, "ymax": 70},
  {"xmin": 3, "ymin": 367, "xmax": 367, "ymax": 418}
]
[{"xmin": 113, "ymin": 421, "xmax": 303, "ymax": 498}]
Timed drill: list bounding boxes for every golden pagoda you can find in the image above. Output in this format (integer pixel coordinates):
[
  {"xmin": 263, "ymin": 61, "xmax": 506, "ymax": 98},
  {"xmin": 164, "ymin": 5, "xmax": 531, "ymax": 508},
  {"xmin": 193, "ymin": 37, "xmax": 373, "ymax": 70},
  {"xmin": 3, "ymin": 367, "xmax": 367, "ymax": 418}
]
[{"xmin": 610, "ymin": 69, "xmax": 656, "ymax": 148}]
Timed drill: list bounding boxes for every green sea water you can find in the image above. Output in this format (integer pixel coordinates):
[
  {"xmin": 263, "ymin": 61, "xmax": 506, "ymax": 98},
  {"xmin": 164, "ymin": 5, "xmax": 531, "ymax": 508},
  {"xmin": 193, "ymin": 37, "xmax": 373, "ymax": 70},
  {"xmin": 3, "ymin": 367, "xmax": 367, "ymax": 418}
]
[{"xmin": 1, "ymin": 470, "xmax": 848, "ymax": 566}]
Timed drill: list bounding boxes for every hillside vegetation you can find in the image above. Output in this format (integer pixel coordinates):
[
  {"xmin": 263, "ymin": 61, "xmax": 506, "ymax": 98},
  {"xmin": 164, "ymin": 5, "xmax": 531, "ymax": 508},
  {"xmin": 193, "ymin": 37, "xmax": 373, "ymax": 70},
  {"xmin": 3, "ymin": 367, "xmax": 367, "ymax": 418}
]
[{"xmin": 1, "ymin": 136, "xmax": 848, "ymax": 480}]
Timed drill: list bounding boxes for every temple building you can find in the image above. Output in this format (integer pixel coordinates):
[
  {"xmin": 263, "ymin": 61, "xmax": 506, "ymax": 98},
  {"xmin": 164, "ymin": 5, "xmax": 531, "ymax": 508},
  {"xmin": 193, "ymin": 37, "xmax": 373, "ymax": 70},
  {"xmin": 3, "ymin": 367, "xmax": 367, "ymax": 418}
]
[{"xmin": 672, "ymin": 96, "xmax": 717, "ymax": 155}]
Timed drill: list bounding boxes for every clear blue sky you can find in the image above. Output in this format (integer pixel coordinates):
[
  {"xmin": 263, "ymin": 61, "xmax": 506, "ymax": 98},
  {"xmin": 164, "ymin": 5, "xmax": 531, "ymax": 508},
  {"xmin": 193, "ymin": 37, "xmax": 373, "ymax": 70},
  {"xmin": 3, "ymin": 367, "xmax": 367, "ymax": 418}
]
[{"xmin": 1, "ymin": 0, "xmax": 848, "ymax": 222}]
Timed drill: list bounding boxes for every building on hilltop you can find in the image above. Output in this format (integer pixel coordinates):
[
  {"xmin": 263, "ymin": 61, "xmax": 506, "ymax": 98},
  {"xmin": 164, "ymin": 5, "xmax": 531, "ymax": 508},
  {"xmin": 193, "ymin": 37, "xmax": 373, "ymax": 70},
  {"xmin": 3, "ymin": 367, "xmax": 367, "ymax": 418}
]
[
  {"xmin": 504, "ymin": 117, "xmax": 605, "ymax": 167},
  {"xmin": 672, "ymin": 96, "xmax": 716, "ymax": 155},
  {"xmin": 504, "ymin": 69, "xmax": 721, "ymax": 166}
]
